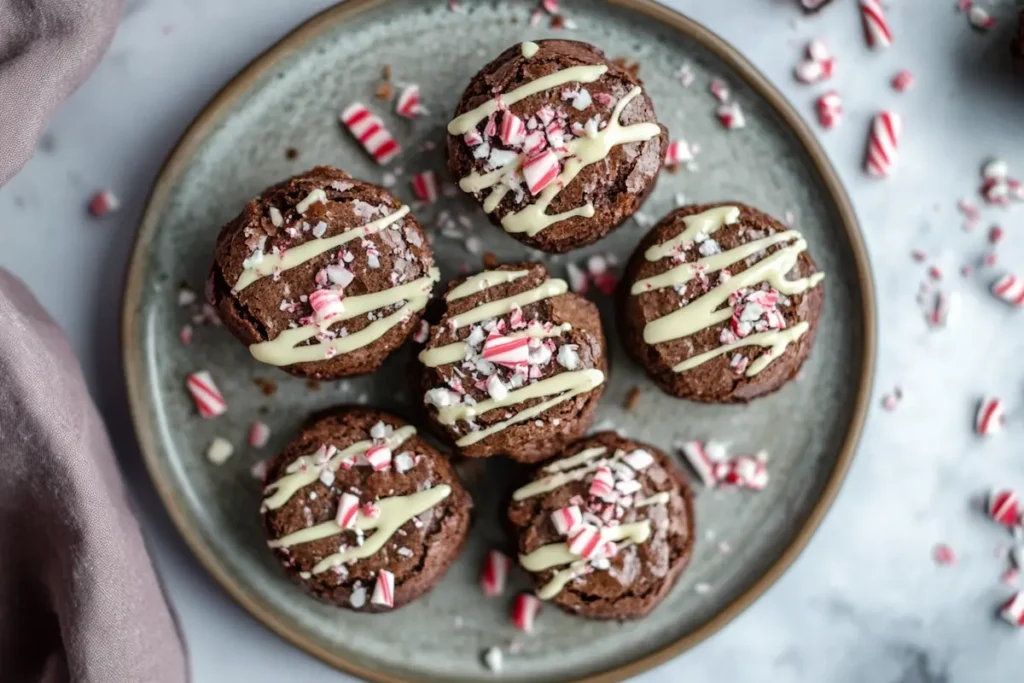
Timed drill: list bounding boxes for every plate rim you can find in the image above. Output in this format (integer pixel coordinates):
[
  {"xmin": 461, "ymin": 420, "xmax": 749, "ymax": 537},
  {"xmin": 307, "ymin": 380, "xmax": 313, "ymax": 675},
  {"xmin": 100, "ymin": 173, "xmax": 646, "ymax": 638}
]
[{"xmin": 121, "ymin": 1, "xmax": 877, "ymax": 681}]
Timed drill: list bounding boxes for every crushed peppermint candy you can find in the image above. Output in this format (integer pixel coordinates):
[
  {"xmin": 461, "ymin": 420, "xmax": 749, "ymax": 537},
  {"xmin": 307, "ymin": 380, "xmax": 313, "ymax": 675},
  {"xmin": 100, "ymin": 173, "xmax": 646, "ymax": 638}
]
[
  {"xmin": 88, "ymin": 189, "xmax": 120, "ymax": 217},
  {"xmin": 480, "ymin": 550, "xmax": 511, "ymax": 597},
  {"xmin": 794, "ymin": 39, "xmax": 836, "ymax": 84},
  {"xmin": 248, "ymin": 421, "xmax": 271, "ymax": 448}
]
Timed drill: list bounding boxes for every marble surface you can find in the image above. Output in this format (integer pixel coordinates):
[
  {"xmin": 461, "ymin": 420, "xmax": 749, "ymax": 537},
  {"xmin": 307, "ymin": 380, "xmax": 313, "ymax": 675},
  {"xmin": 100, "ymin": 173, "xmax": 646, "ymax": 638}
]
[{"xmin": 1, "ymin": 0, "xmax": 1023, "ymax": 680}]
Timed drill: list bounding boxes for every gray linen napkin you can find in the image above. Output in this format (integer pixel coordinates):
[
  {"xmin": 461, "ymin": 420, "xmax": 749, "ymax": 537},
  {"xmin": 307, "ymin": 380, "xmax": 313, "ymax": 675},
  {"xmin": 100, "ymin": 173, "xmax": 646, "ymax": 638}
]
[
  {"xmin": 0, "ymin": 271, "xmax": 188, "ymax": 683},
  {"xmin": 1, "ymin": 1, "xmax": 188, "ymax": 681}
]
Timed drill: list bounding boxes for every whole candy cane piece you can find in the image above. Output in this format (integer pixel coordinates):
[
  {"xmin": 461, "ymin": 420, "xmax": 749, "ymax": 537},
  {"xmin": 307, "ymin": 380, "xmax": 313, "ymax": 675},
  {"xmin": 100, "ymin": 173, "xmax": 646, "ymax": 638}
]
[
  {"xmin": 864, "ymin": 111, "xmax": 902, "ymax": 178},
  {"xmin": 340, "ymin": 103, "xmax": 401, "ymax": 165},
  {"xmin": 859, "ymin": 0, "xmax": 893, "ymax": 49},
  {"xmin": 992, "ymin": 274, "xmax": 1024, "ymax": 307},
  {"xmin": 975, "ymin": 397, "xmax": 1005, "ymax": 436}
]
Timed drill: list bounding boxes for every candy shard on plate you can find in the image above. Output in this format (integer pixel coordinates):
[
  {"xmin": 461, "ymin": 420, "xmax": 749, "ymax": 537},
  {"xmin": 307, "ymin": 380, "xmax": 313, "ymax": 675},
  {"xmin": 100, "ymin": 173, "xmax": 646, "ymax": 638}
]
[
  {"xmin": 340, "ymin": 103, "xmax": 401, "ymax": 164},
  {"xmin": 186, "ymin": 370, "xmax": 227, "ymax": 418},
  {"xmin": 480, "ymin": 549, "xmax": 510, "ymax": 597},
  {"xmin": 1001, "ymin": 592, "xmax": 1024, "ymax": 626},
  {"xmin": 511, "ymin": 593, "xmax": 542, "ymax": 632},
  {"xmin": 992, "ymin": 274, "xmax": 1024, "ymax": 307},
  {"xmin": 206, "ymin": 437, "xmax": 234, "ymax": 465},
  {"xmin": 988, "ymin": 490, "xmax": 1019, "ymax": 526},
  {"xmin": 411, "ymin": 171, "xmax": 439, "ymax": 203},
  {"xmin": 88, "ymin": 189, "xmax": 120, "ymax": 217},
  {"xmin": 395, "ymin": 84, "xmax": 423, "ymax": 118},
  {"xmin": 248, "ymin": 421, "xmax": 271, "ymax": 448}
]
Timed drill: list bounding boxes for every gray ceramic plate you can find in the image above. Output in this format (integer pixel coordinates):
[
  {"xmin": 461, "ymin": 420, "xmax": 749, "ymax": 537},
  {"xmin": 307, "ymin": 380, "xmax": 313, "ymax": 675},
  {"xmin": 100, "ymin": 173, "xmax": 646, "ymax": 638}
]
[{"xmin": 122, "ymin": 1, "xmax": 875, "ymax": 681}]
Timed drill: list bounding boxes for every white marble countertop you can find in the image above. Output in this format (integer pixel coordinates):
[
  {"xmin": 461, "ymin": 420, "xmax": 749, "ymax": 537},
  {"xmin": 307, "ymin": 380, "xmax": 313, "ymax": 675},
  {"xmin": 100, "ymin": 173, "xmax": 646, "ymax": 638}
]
[{"xmin": 3, "ymin": 0, "xmax": 1023, "ymax": 680}]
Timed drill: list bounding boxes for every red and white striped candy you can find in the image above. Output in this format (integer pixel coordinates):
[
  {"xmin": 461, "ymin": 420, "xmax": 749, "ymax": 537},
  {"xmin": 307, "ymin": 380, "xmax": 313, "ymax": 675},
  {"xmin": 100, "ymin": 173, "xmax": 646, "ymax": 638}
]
[
  {"xmin": 88, "ymin": 189, "xmax": 120, "ymax": 217},
  {"xmin": 511, "ymin": 593, "xmax": 542, "ymax": 632},
  {"xmin": 568, "ymin": 524, "xmax": 604, "ymax": 559},
  {"xmin": 716, "ymin": 102, "xmax": 746, "ymax": 130},
  {"xmin": 815, "ymin": 91, "xmax": 842, "ymax": 130},
  {"xmin": 541, "ymin": 0, "xmax": 559, "ymax": 13},
  {"xmin": 1001, "ymin": 592, "xmax": 1024, "ymax": 626},
  {"xmin": 988, "ymin": 490, "xmax": 1019, "ymax": 526},
  {"xmin": 968, "ymin": 6, "xmax": 995, "ymax": 31},
  {"xmin": 550, "ymin": 505, "xmax": 583, "ymax": 536},
  {"xmin": 864, "ymin": 111, "xmax": 901, "ymax": 178},
  {"xmin": 482, "ymin": 333, "xmax": 530, "ymax": 367},
  {"xmin": 340, "ymin": 103, "xmax": 401, "ymax": 165},
  {"xmin": 411, "ymin": 171, "xmax": 439, "ymax": 203},
  {"xmin": 480, "ymin": 549, "xmax": 510, "ymax": 597},
  {"xmin": 336, "ymin": 492, "xmax": 361, "ymax": 529},
  {"xmin": 500, "ymin": 111, "xmax": 526, "ymax": 147},
  {"xmin": 309, "ymin": 289, "xmax": 344, "ymax": 323},
  {"xmin": 372, "ymin": 569, "xmax": 395, "ymax": 608},
  {"xmin": 186, "ymin": 371, "xmax": 227, "ymax": 418},
  {"xmin": 859, "ymin": 0, "xmax": 892, "ymax": 49},
  {"xmin": 992, "ymin": 274, "xmax": 1024, "ymax": 307},
  {"xmin": 680, "ymin": 441, "xmax": 717, "ymax": 487},
  {"xmin": 664, "ymin": 140, "xmax": 692, "ymax": 166},
  {"xmin": 522, "ymin": 150, "xmax": 560, "ymax": 195},
  {"xmin": 589, "ymin": 467, "xmax": 615, "ymax": 499},
  {"xmin": 365, "ymin": 444, "xmax": 393, "ymax": 470},
  {"xmin": 976, "ymin": 397, "xmax": 1005, "ymax": 436},
  {"xmin": 395, "ymin": 85, "xmax": 423, "ymax": 119},
  {"xmin": 248, "ymin": 421, "xmax": 271, "ymax": 448}
]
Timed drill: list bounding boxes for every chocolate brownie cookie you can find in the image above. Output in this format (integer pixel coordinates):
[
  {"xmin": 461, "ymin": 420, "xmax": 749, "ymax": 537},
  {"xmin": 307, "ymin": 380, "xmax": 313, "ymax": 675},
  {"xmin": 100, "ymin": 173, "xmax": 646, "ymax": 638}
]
[
  {"xmin": 416, "ymin": 262, "xmax": 606, "ymax": 463},
  {"xmin": 260, "ymin": 407, "xmax": 471, "ymax": 611},
  {"xmin": 446, "ymin": 39, "xmax": 667, "ymax": 253},
  {"xmin": 620, "ymin": 203, "xmax": 825, "ymax": 403},
  {"xmin": 507, "ymin": 432, "xmax": 694, "ymax": 620},
  {"xmin": 207, "ymin": 166, "xmax": 438, "ymax": 380}
]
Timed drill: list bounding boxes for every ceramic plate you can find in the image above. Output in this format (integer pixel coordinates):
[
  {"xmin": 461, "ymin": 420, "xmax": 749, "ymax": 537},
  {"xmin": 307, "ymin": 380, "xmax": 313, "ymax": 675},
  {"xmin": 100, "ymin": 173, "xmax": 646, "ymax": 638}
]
[{"xmin": 123, "ymin": 1, "xmax": 875, "ymax": 681}]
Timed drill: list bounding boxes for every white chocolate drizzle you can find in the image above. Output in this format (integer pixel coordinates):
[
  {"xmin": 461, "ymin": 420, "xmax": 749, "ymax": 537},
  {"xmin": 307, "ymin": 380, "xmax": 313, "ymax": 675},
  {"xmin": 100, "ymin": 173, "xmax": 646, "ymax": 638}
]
[
  {"xmin": 249, "ymin": 267, "xmax": 440, "ymax": 366},
  {"xmin": 634, "ymin": 206, "xmax": 824, "ymax": 377},
  {"xmin": 448, "ymin": 65, "xmax": 608, "ymax": 135},
  {"xmin": 417, "ymin": 270, "xmax": 604, "ymax": 447},
  {"xmin": 274, "ymin": 486, "xmax": 452, "ymax": 575},
  {"xmin": 263, "ymin": 425, "xmax": 416, "ymax": 510},
  {"xmin": 233, "ymin": 205, "xmax": 411, "ymax": 291},
  {"xmin": 512, "ymin": 446, "xmax": 612, "ymax": 500},
  {"xmin": 446, "ymin": 269, "xmax": 529, "ymax": 301},
  {"xmin": 523, "ymin": 523, "xmax": 652, "ymax": 600},
  {"xmin": 521, "ymin": 41, "xmax": 539, "ymax": 58},
  {"xmin": 456, "ymin": 86, "xmax": 660, "ymax": 237}
]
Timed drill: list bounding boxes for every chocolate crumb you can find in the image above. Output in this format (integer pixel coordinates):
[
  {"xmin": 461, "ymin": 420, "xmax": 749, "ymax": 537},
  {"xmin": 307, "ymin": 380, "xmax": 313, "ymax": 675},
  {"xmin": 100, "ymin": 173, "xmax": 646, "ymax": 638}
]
[
  {"xmin": 306, "ymin": 379, "xmax": 322, "ymax": 392},
  {"xmin": 623, "ymin": 386, "xmax": 641, "ymax": 411},
  {"xmin": 612, "ymin": 57, "xmax": 641, "ymax": 78},
  {"xmin": 382, "ymin": 64, "xmax": 392, "ymax": 81},
  {"xmin": 253, "ymin": 377, "xmax": 278, "ymax": 396},
  {"xmin": 550, "ymin": 15, "xmax": 565, "ymax": 29},
  {"xmin": 285, "ymin": 147, "xmax": 299, "ymax": 161},
  {"xmin": 482, "ymin": 251, "xmax": 499, "ymax": 269},
  {"xmin": 375, "ymin": 82, "xmax": 395, "ymax": 101}
]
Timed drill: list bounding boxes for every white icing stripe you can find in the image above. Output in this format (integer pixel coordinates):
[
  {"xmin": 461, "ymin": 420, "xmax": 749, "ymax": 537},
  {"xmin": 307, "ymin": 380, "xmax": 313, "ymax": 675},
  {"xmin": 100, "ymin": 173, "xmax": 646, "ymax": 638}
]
[
  {"xmin": 450, "ymin": 278, "xmax": 568, "ymax": 329},
  {"xmin": 642, "ymin": 241, "xmax": 823, "ymax": 346},
  {"xmin": 233, "ymin": 205, "xmax": 411, "ymax": 291},
  {"xmin": 521, "ymin": 41, "xmax": 539, "ymax": 58},
  {"xmin": 457, "ymin": 87, "xmax": 661, "ymax": 237},
  {"xmin": 417, "ymin": 322, "xmax": 571, "ymax": 369},
  {"xmin": 635, "ymin": 492, "xmax": 671, "ymax": 508},
  {"xmin": 455, "ymin": 369, "xmax": 604, "ymax": 447},
  {"xmin": 263, "ymin": 426, "xmax": 417, "ymax": 510},
  {"xmin": 514, "ymin": 446, "xmax": 617, "ymax": 501},
  {"xmin": 635, "ymin": 206, "xmax": 824, "ymax": 378},
  {"xmin": 310, "ymin": 486, "xmax": 451, "ymax": 574},
  {"xmin": 521, "ymin": 522, "xmax": 652, "ymax": 600},
  {"xmin": 632, "ymin": 231, "xmax": 806, "ymax": 295},
  {"xmin": 437, "ymin": 370, "xmax": 598, "ymax": 425},
  {"xmin": 249, "ymin": 269, "xmax": 439, "ymax": 366},
  {"xmin": 446, "ymin": 269, "xmax": 529, "ymax": 301},
  {"xmin": 447, "ymin": 65, "xmax": 608, "ymax": 135},
  {"xmin": 643, "ymin": 206, "xmax": 740, "ymax": 262}
]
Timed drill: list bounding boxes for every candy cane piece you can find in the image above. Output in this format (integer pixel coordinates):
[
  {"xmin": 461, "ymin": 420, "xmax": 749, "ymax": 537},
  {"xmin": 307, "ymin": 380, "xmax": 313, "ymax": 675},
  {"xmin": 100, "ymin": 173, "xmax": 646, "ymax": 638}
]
[
  {"xmin": 859, "ymin": 0, "xmax": 893, "ymax": 49},
  {"xmin": 186, "ymin": 371, "xmax": 227, "ymax": 418},
  {"xmin": 864, "ymin": 111, "xmax": 901, "ymax": 177},
  {"xmin": 411, "ymin": 171, "xmax": 439, "ymax": 203},
  {"xmin": 340, "ymin": 103, "xmax": 401, "ymax": 165},
  {"xmin": 511, "ymin": 593, "xmax": 542, "ymax": 632},
  {"xmin": 992, "ymin": 274, "xmax": 1024, "ymax": 307},
  {"xmin": 480, "ymin": 550, "xmax": 510, "ymax": 597},
  {"xmin": 976, "ymin": 397, "xmax": 1005, "ymax": 436},
  {"xmin": 371, "ymin": 569, "xmax": 395, "ymax": 608},
  {"xmin": 988, "ymin": 490, "xmax": 1019, "ymax": 526}
]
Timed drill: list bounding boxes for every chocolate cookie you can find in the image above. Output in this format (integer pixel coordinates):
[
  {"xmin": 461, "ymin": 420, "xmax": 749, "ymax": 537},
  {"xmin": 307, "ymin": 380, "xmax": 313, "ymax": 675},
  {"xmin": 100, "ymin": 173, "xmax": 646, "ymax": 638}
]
[
  {"xmin": 260, "ymin": 407, "xmax": 471, "ymax": 611},
  {"xmin": 446, "ymin": 39, "xmax": 667, "ymax": 253},
  {"xmin": 620, "ymin": 203, "xmax": 825, "ymax": 403},
  {"xmin": 416, "ymin": 262, "xmax": 607, "ymax": 463},
  {"xmin": 207, "ymin": 166, "xmax": 438, "ymax": 380},
  {"xmin": 507, "ymin": 432, "xmax": 695, "ymax": 620}
]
